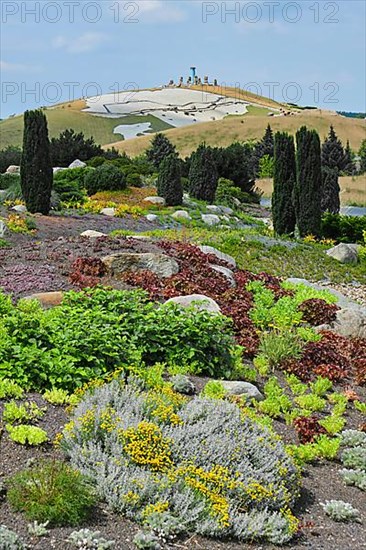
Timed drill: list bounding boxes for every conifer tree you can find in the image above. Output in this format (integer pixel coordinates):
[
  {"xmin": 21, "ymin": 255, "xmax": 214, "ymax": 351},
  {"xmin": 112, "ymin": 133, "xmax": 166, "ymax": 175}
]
[
  {"xmin": 20, "ymin": 109, "xmax": 53, "ymax": 215},
  {"xmin": 157, "ymin": 154, "xmax": 183, "ymax": 206},
  {"xmin": 294, "ymin": 126, "xmax": 322, "ymax": 237},
  {"xmin": 321, "ymin": 126, "xmax": 343, "ymax": 214},
  {"xmin": 189, "ymin": 144, "xmax": 218, "ymax": 202},
  {"xmin": 272, "ymin": 132, "xmax": 296, "ymax": 236},
  {"xmin": 249, "ymin": 124, "xmax": 274, "ymax": 178},
  {"xmin": 342, "ymin": 140, "xmax": 355, "ymax": 175},
  {"xmin": 146, "ymin": 133, "xmax": 177, "ymax": 169}
]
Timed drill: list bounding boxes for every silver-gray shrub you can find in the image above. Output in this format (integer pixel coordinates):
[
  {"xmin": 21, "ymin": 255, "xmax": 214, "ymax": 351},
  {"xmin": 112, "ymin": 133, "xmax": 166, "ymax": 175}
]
[
  {"xmin": 0, "ymin": 525, "xmax": 25, "ymax": 550},
  {"xmin": 62, "ymin": 381, "xmax": 300, "ymax": 544},
  {"xmin": 341, "ymin": 429, "xmax": 366, "ymax": 448},
  {"xmin": 339, "ymin": 469, "xmax": 366, "ymax": 491}
]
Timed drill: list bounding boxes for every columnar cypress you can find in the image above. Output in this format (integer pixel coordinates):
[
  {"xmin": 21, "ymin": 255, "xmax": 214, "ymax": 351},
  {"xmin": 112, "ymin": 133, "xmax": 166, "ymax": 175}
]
[
  {"xmin": 294, "ymin": 126, "xmax": 322, "ymax": 237},
  {"xmin": 320, "ymin": 125, "xmax": 343, "ymax": 214},
  {"xmin": 188, "ymin": 144, "xmax": 218, "ymax": 202},
  {"xmin": 20, "ymin": 109, "xmax": 53, "ymax": 215},
  {"xmin": 272, "ymin": 132, "xmax": 296, "ymax": 236},
  {"xmin": 157, "ymin": 154, "xmax": 183, "ymax": 206}
]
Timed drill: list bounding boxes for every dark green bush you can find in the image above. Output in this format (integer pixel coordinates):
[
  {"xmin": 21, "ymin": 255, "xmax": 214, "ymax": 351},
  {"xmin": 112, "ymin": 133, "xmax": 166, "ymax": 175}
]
[
  {"xmin": 86, "ymin": 156, "xmax": 107, "ymax": 168},
  {"xmin": 0, "ymin": 146, "xmax": 22, "ymax": 174},
  {"xmin": 321, "ymin": 213, "xmax": 366, "ymax": 243},
  {"xmin": 84, "ymin": 164, "xmax": 126, "ymax": 195},
  {"xmin": 53, "ymin": 167, "xmax": 90, "ymax": 203},
  {"xmin": 126, "ymin": 172, "xmax": 143, "ymax": 187},
  {"xmin": 1, "ymin": 178, "xmax": 23, "ymax": 201},
  {"xmin": 0, "ymin": 172, "xmax": 20, "ymax": 190},
  {"xmin": 8, "ymin": 460, "xmax": 95, "ymax": 526}
]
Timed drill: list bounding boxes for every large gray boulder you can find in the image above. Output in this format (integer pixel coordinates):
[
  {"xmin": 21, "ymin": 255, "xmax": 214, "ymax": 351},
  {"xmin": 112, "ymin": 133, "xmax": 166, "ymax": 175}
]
[
  {"xmin": 103, "ymin": 253, "xmax": 179, "ymax": 279},
  {"xmin": 326, "ymin": 243, "xmax": 359, "ymax": 264},
  {"xmin": 68, "ymin": 159, "xmax": 86, "ymax": 169},
  {"xmin": 210, "ymin": 264, "xmax": 236, "ymax": 287},
  {"xmin": 165, "ymin": 294, "xmax": 221, "ymax": 314},
  {"xmin": 100, "ymin": 207, "xmax": 116, "ymax": 217},
  {"xmin": 206, "ymin": 205, "xmax": 222, "ymax": 214},
  {"xmin": 172, "ymin": 210, "xmax": 191, "ymax": 221},
  {"xmin": 219, "ymin": 381, "xmax": 264, "ymax": 401},
  {"xmin": 199, "ymin": 245, "xmax": 236, "ymax": 268},
  {"xmin": 331, "ymin": 308, "xmax": 366, "ymax": 339},
  {"xmin": 202, "ymin": 214, "xmax": 220, "ymax": 226}
]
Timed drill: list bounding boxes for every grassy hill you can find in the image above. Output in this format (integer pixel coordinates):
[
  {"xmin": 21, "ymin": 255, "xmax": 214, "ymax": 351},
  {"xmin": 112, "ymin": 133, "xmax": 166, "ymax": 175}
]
[
  {"xmin": 106, "ymin": 108, "xmax": 366, "ymax": 158},
  {"xmin": 1, "ymin": 86, "xmax": 365, "ymax": 157},
  {"xmin": 0, "ymin": 99, "xmax": 172, "ymax": 149}
]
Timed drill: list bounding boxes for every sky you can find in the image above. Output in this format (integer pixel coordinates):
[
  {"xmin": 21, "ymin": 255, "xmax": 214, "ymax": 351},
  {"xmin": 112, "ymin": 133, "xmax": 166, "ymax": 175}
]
[{"xmin": 1, "ymin": 0, "xmax": 365, "ymax": 118}]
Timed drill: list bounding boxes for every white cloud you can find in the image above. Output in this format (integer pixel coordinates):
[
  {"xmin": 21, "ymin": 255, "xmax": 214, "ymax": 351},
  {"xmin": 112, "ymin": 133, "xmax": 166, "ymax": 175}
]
[
  {"xmin": 53, "ymin": 32, "xmax": 107, "ymax": 54},
  {"xmin": 117, "ymin": 0, "xmax": 186, "ymax": 23},
  {"xmin": 0, "ymin": 60, "xmax": 40, "ymax": 72}
]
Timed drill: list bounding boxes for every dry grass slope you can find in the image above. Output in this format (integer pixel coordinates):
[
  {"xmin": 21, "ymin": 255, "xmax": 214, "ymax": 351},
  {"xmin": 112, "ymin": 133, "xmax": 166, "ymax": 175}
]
[
  {"xmin": 106, "ymin": 109, "xmax": 366, "ymax": 158},
  {"xmin": 257, "ymin": 175, "xmax": 366, "ymax": 206}
]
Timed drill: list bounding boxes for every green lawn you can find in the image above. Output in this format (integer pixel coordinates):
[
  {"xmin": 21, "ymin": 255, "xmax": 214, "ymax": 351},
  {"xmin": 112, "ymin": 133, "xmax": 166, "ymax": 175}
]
[{"xmin": 0, "ymin": 110, "xmax": 173, "ymax": 149}]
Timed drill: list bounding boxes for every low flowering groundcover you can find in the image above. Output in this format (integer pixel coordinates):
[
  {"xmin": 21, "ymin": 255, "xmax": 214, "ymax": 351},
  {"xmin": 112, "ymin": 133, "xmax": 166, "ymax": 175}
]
[{"xmin": 61, "ymin": 379, "xmax": 300, "ymax": 544}]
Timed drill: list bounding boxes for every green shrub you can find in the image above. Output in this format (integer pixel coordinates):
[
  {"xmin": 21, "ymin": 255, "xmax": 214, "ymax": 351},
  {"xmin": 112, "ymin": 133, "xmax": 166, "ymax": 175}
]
[
  {"xmin": 0, "ymin": 379, "xmax": 24, "ymax": 399},
  {"xmin": 215, "ymin": 177, "xmax": 243, "ymax": 207},
  {"xmin": 3, "ymin": 400, "xmax": 45, "ymax": 424},
  {"xmin": 0, "ymin": 288, "xmax": 240, "ymax": 391},
  {"xmin": 258, "ymin": 330, "xmax": 302, "ymax": 369},
  {"xmin": 7, "ymin": 460, "xmax": 95, "ymax": 526},
  {"xmin": 43, "ymin": 388, "xmax": 72, "ymax": 405},
  {"xmin": 321, "ymin": 213, "xmax": 366, "ymax": 243},
  {"xmin": 0, "ymin": 173, "xmax": 20, "ymax": 190},
  {"xmin": 84, "ymin": 164, "xmax": 126, "ymax": 195},
  {"xmin": 53, "ymin": 167, "xmax": 90, "ymax": 203},
  {"xmin": 1, "ymin": 178, "xmax": 23, "ymax": 201},
  {"xmin": 86, "ymin": 156, "xmax": 108, "ymax": 168},
  {"xmin": 6, "ymin": 424, "xmax": 48, "ymax": 445},
  {"xmin": 201, "ymin": 380, "xmax": 226, "ymax": 399},
  {"xmin": 126, "ymin": 172, "xmax": 143, "ymax": 187}
]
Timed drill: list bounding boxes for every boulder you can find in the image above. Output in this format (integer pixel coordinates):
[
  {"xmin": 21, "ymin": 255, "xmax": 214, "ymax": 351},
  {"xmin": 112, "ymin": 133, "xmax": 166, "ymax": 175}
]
[
  {"xmin": 100, "ymin": 208, "xmax": 116, "ymax": 217},
  {"xmin": 11, "ymin": 205, "xmax": 27, "ymax": 213},
  {"xmin": 210, "ymin": 264, "xmax": 236, "ymax": 287},
  {"xmin": 170, "ymin": 374, "xmax": 196, "ymax": 395},
  {"xmin": 146, "ymin": 214, "xmax": 159, "ymax": 222},
  {"xmin": 165, "ymin": 294, "xmax": 221, "ymax": 314},
  {"xmin": 219, "ymin": 381, "xmax": 264, "ymax": 401},
  {"xmin": 201, "ymin": 214, "xmax": 220, "ymax": 226},
  {"xmin": 80, "ymin": 230, "xmax": 107, "ymax": 238},
  {"xmin": 53, "ymin": 167, "xmax": 67, "ymax": 174},
  {"xmin": 68, "ymin": 159, "xmax": 86, "ymax": 169},
  {"xmin": 5, "ymin": 165, "xmax": 20, "ymax": 174},
  {"xmin": 172, "ymin": 210, "xmax": 191, "ymax": 220},
  {"xmin": 143, "ymin": 196, "xmax": 166, "ymax": 206},
  {"xmin": 0, "ymin": 220, "xmax": 6, "ymax": 238},
  {"xmin": 199, "ymin": 245, "xmax": 237, "ymax": 268},
  {"xmin": 23, "ymin": 291, "xmax": 64, "ymax": 308},
  {"xmin": 206, "ymin": 205, "xmax": 222, "ymax": 214},
  {"xmin": 326, "ymin": 243, "xmax": 359, "ymax": 264},
  {"xmin": 331, "ymin": 308, "xmax": 366, "ymax": 339},
  {"xmin": 103, "ymin": 253, "xmax": 179, "ymax": 279},
  {"xmin": 220, "ymin": 206, "xmax": 234, "ymax": 215},
  {"xmin": 221, "ymin": 215, "xmax": 231, "ymax": 223}
]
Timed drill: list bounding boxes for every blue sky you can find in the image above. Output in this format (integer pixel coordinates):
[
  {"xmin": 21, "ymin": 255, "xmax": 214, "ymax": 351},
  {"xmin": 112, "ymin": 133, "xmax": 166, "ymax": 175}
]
[{"xmin": 1, "ymin": 0, "xmax": 365, "ymax": 117}]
